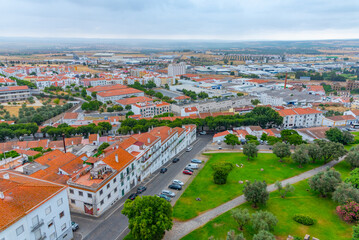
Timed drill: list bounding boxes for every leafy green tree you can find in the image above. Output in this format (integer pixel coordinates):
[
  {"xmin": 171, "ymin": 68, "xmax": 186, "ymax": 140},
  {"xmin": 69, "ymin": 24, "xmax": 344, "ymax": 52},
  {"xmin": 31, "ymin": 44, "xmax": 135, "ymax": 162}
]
[
  {"xmin": 126, "ymin": 111, "xmax": 135, "ymax": 118},
  {"xmin": 125, "ymin": 105, "xmax": 132, "ymax": 110},
  {"xmin": 352, "ymin": 225, "xmax": 359, "ymax": 240},
  {"xmin": 267, "ymin": 136, "xmax": 280, "ymax": 145},
  {"xmin": 98, "ymin": 142, "xmax": 110, "ymax": 152},
  {"xmin": 272, "ymin": 142, "xmax": 291, "ymax": 162},
  {"xmin": 245, "ymin": 135, "xmax": 257, "ymax": 141},
  {"xmin": 244, "ymin": 107, "xmax": 283, "ymax": 128},
  {"xmin": 274, "ymin": 181, "xmax": 295, "ymax": 198},
  {"xmin": 98, "ymin": 122, "xmax": 112, "ymax": 134},
  {"xmin": 315, "ymin": 140, "xmax": 347, "ymax": 163},
  {"xmin": 211, "ymin": 162, "xmax": 234, "ymax": 185},
  {"xmin": 251, "ymin": 211, "xmax": 278, "ymax": 232},
  {"xmin": 81, "ymin": 88, "xmax": 87, "ymax": 98},
  {"xmin": 326, "ymin": 127, "xmax": 344, "ymax": 143},
  {"xmin": 122, "ymin": 196, "xmax": 173, "ymax": 240},
  {"xmin": 237, "ymin": 93, "xmax": 244, "ymax": 97},
  {"xmin": 198, "ymin": 91, "xmax": 209, "ymax": 99},
  {"xmin": 291, "ymin": 144, "xmax": 310, "ymax": 168},
  {"xmin": 53, "ymin": 98, "xmax": 60, "ymax": 104},
  {"xmin": 308, "ymin": 168, "xmax": 342, "ymax": 197},
  {"xmin": 91, "ymin": 91, "xmax": 97, "ymax": 99},
  {"xmin": 260, "ymin": 133, "xmax": 268, "ymax": 141},
  {"xmin": 243, "ymin": 143, "xmax": 258, "ymax": 161},
  {"xmin": 346, "ymin": 150, "xmax": 359, "ymax": 169},
  {"xmin": 226, "ymin": 230, "xmax": 246, "ymax": 240},
  {"xmin": 231, "ymin": 208, "xmax": 251, "ymax": 231},
  {"xmin": 243, "ymin": 180, "xmax": 269, "ymax": 208},
  {"xmin": 280, "ymin": 129, "xmax": 302, "ymax": 145},
  {"xmin": 307, "ymin": 143, "xmax": 322, "ymax": 163},
  {"xmin": 224, "ymin": 134, "xmax": 240, "ymax": 149},
  {"xmin": 251, "ymin": 99, "xmax": 260, "ymax": 105},
  {"xmin": 333, "ymin": 183, "xmax": 359, "ymax": 204},
  {"xmin": 345, "ymin": 168, "xmax": 359, "ymax": 188},
  {"xmin": 344, "ymin": 131, "xmax": 355, "ymax": 145},
  {"xmin": 253, "ymin": 230, "xmax": 275, "ymax": 240}
]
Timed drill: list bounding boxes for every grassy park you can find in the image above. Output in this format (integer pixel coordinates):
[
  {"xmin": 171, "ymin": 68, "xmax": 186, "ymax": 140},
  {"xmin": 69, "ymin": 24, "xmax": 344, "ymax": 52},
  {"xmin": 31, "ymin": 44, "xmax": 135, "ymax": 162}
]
[
  {"xmin": 344, "ymin": 131, "xmax": 359, "ymax": 150},
  {"xmin": 181, "ymin": 161, "xmax": 353, "ymax": 240},
  {"xmin": 173, "ymin": 152, "xmax": 329, "ymax": 221}
]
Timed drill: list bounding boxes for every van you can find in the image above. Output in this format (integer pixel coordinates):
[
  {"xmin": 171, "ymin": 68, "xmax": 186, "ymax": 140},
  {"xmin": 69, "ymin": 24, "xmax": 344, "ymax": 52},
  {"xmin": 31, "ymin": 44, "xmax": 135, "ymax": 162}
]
[{"xmin": 187, "ymin": 163, "xmax": 198, "ymax": 169}]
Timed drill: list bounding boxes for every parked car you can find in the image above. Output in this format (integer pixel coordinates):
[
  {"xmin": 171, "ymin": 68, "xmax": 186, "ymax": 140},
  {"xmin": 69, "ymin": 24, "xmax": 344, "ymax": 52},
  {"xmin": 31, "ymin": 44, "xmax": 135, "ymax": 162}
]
[
  {"xmin": 183, "ymin": 170, "xmax": 193, "ymax": 175},
  {"xmin": 199, "ymin": 131, "xmax": 207, "ymax": 135},
  {"xmin": 161, "ymin": 189, "xmax": 176, "ymax": 197},
  {"xmin": 186, "ymin": 146, "xmax": 193, "ymax": 152},
  {"xmin": 218, "ymin": 146, "xmax": 222, "ymax": 150},
  {"xmin": 191, "ymin": 159, "xmax": 202, "ymax": 164},
  {"xmin": 159, "ymin": 194, "xmax": 171, "ymax": 202},
  {"xmin": 184, "ymin": 167, "xmax": 194, "ymax": 172},
  {"xmin": 173, "ymin": 179, "xmax": 184, "ymax": 186},
  {"xmin": 128, "ymin": 193, "xmax": 138, "ymax": 200},
  {"xmin": 71, "ymin": 221, "xmax": 79, "ymax": 231},
  {"xmin": 172, "ymin": 158, "xmax": 180, "ymax": 163},
  {"xmin": 187, "ymin": 163, "xmax": 199, "ymax": 169},
  {"xmin": 160, "ymin": 168, "xmax": 167, "ymax": 173},
  {"xmin": 168, "ymin": 184, "xmax": 182, "ymax": 190},
  {"xmin": 137, "ymin": 186, "xmax": 147, "ymax": 193}
]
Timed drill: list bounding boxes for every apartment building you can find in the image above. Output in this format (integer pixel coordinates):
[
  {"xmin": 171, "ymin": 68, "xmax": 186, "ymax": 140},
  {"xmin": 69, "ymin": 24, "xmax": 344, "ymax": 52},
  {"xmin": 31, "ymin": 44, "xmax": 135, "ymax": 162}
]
[
  {"xmin": 168, "ymin": 62, "xmax": 186, "ymax": 77},
  {"xmin": 0, "ymin": 86, "xmax": 31, "ymax": 103},
  {"xmin": 0, "ymin": 171, "xmax": 73, "ymax": 240},
  {"xmin": 96, "ymin": 88, "xmax": 144, "ymax": 103},
  {"xmin": 347, "ymin": 80, "xmax": 359, "ymax": 90},
  {"xmin": 86, "ymin": 84, "xmax": 128, "ymax": 96},
  {"xmin": 322, "ymin": 115, "xmax": 356, "ymax": 127},
  {"xmin": 276, "ymin": 108, "xmax": 323, "ymax": 128},
  {"xmin": 131, "ymin": 102, "xmax": 171, "ymax": 118},
  {"xmin": 116, "ymin": 96, "xmax": 154, "ymax": 107}
]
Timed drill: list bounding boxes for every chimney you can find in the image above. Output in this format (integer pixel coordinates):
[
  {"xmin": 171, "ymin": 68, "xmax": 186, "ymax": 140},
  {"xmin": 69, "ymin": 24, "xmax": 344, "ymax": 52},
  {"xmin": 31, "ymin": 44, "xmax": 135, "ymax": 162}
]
[
  {"xmin": 3, "ymin": 173, "xmax": 9, "ymax": 179},
  {"xmin": 115, "ymin": 154, "xmax": 119, "ymax": 163},
  {"xmin": 148, "ymin": 138, "xmax": 150, "ymax": 144},
  {"xmin": 0, "ymin": 192, "xmax": 4, "ymax": 199}
]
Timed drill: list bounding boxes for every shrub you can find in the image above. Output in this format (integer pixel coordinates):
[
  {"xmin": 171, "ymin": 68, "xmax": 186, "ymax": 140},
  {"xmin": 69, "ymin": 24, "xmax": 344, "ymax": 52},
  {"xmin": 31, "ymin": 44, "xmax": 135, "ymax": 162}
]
[
  {"xmin": 336, "ymin": 201, "xmax": 359, "ymax": 223},
  {"xmin": 293, "ymin": 214, "xmax": 315, "ymax": 226}
]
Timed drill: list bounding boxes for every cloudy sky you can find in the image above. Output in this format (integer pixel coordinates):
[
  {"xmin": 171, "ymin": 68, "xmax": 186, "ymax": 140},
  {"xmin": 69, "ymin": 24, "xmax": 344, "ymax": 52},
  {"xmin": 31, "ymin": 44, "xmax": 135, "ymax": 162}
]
[{"xmin": 1, "ymin": 0, "xmax": 359, "ymax": 40}]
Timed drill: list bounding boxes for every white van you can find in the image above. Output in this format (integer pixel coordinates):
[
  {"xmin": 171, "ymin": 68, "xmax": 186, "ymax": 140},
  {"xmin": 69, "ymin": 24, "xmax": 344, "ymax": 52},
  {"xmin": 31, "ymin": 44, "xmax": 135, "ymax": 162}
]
[{"xmin": 187, "ymin": 163, "xmax": 198, "ymax": 169}]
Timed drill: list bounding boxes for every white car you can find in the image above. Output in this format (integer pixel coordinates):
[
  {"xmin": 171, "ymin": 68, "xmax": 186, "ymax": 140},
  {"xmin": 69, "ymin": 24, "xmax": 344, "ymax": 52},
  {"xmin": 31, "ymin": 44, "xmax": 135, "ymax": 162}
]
[
  {"xmin": 161, "ymin": 190, "xmax": 176, "ymax": 197},
  {"xmin": 199, "ymin": 131, "xmax": 206, "ymax": 135},
  {"xmin": 173, "ymin": 179, "xmax": 184, "ymax": 186},
  {"xmin": 186, "ymin": 146, "xmax": 193, "ymax": 152}
]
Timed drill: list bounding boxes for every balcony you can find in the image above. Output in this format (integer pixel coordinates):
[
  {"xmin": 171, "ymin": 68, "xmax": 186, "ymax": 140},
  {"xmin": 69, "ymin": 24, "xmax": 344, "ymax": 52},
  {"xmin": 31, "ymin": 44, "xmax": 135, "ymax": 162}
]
[
  {"xmin": 31, "ymin": 219, "xmax": 44, "ymax": 232},
  {"xmin": 37, "ymin": 233, "xmax": 46, "ymax": 240}
]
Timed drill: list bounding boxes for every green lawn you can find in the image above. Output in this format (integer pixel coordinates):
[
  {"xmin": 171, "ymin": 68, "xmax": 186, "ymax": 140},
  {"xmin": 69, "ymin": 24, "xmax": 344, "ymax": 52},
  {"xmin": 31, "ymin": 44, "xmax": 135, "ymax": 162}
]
[
  {"xmin": 181, "ymin": 162, "xmax": 353, "ymax": 240},
  {"xmin": 345, "ymin": 131, "xmax": 359, "ymax": 150},
  {"xmin": 173, "ymin": 153, "xmax": 328, "ymax": 221}
]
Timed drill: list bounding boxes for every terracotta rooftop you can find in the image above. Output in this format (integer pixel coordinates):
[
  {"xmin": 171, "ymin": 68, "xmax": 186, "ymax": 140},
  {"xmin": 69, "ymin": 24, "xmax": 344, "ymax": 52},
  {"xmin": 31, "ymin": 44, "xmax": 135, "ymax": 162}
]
[
  {"xmin": 97, "ymin": 88, "xmax": 143, "ymax": 97},
  {"xmin": 87, "ymin": 84, "xmax": 127, "ymax": 93},
  {"xmin": 116, "ymin": 96, "xmax": 153, "ymax": 106},
  {"xmin": 277, "ymin": 108, "xmax": 322, "ymax": 117},
  {"xmin": 63, "ymin": 112, "xmax": 79, "ymax": 120}
]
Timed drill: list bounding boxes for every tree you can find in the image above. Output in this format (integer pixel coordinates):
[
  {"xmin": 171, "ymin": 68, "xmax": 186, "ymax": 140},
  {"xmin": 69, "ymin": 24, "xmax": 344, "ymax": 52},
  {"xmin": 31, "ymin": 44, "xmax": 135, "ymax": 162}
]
[
  {"xmin": 226, "ymin": 230, "xmax": 246, "ymax": 240},
  {"xmin": 274, "ymin": 181, "xmax": 295, "ymax": 198},
  {"xmin": 345, "ymin": 168, "xmax": 359, "ymax": 188},
  {"xmin": 53, "ymin": 98, "xmax": 60, "ymax": 105},
  {"xmin": 126, "ymin": 111, "xmax": 135, "ymax": 118},
  {"xmin": 198, "ymin": 91, "xmax": 209, "ymax": 99},
  {"xmin": 326, "ymin": 127, "xmax": 344, "ymax": 143},
  {"xmin": 245, "ymin": 135, "xmax": 257, "ymax": 141},
  {"xmin": 224, "ymin": 134, "xmax": 240, "ymax": 149},
  {"xmin": 81, "ymin": 88, "xmax": 87, "ymax": 98},
  {"xmin": 336, "ymin": 201, "xmax": 359, "ymax": 223},
  {"xmin": 251, "ymin": 99, "xmax": 260, "ymax": 105},
  {"xmin": 352, "ymin": 225, "xmax": 359, "ymax": 240},
  {"xmin": 308, "ymin": 168, "xmax": 342, "ymax": 197},
  {"xmin": 260, "ymin": 133, "xmax": 268, "ymax": 141},
  {"xmin": 91, "ymin": 91, "xmax": 97, "ymax": 99},
  {"xmin": 211, "ymin": 162, "xmax": 234, "ymax": 185},
  {"xmin": 244, "ymin": 107, "xmax": 283, "ymax": 128},
  {"xmin": 267, "ymin": 136, "xmax": 280, "ymax": 145},
  {"xmin": 346, "ymin": 150, "xmax": 359, "ymax": 169},
  {"xmin": 243, "ymin": 180, "xmax": 269, "ymax": 208},
  {"xmin": 307, "ymin": 143, "xmax": 322, "ymax": 163},
  {"xmin": 231, "ymin": 208, "xmax": 251, "ymax": 231},
  {"xmin": 98, "ymin": 142, "xmax": 110, "ymax": 152},
  {"xmin": 125, "ymin": 105, "xmax": 132, "ymax": 110},
  {"xmin": 237, "ymin": 93, "xmax": 244, "ymax": 97},
  {"xmin": 98, "ymin": 122, "xmax": 112, "ymax": 134},
  {"xmin": 333, "ymin": 183, "xmax": 359, "ymax": 205},
  {"xmin": 243, "ymin": 143, "xmax": 258, "ymax": 160},
  {"xmin": 344, "ymin": 131, "xmax": 355, "ymax": 145},
  {"xmin": 280, "ymin": 129, "xmax": 303, "ymax": 145},
  {"xmin": 251, "ymin": 211, "xmax": 278, "ymax": 232},
  {"xmin": 122, "ymin": 196, "xmax": 173, "ymax": 240},
  {"xmin": 272, "ymin": 142, "xmax": 291, "ymax": 162},
  {"xmin": 315, "ymin": 140, "xmax": 347, "ymax": 163},
  {"xmin": 291, "ymin": 144, "xmax": 310, "ymax": 168},
  {"xmin": 253, "ymin": 230, "xmax": 275, "ymax": 240}
]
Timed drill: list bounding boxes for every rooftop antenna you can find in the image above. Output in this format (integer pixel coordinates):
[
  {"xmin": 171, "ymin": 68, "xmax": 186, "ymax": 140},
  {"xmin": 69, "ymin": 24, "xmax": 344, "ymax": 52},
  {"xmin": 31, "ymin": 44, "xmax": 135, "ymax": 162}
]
[{"xmin": 284, "ymin": 72, "xmax": 288, "ymax": 89}]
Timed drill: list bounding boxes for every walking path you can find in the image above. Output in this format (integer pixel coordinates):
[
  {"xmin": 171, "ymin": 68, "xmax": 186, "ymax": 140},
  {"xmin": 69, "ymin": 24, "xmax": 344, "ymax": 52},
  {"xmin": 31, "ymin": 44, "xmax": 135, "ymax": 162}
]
[{"xmin": 164, "ymin": 158, "xmax": 343, "ymax": 240}]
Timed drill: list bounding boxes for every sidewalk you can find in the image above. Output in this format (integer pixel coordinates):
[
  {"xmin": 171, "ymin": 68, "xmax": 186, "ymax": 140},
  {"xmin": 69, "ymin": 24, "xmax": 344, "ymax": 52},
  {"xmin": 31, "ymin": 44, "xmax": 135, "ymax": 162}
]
[{"xmin": 164, "ymin": 158, "xmax": 343, "ymax": 240}]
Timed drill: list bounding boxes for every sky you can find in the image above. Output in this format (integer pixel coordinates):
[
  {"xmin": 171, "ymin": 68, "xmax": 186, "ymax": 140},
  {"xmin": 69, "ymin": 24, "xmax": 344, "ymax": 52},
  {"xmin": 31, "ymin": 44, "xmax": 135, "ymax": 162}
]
[{"xmin": 1, "ymin": 0, "xmax": 359, "ymax": 41}]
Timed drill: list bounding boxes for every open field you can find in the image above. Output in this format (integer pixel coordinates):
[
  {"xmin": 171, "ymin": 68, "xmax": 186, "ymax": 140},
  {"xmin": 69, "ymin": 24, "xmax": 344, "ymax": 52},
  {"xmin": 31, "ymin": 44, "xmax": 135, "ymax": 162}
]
[
  {"xmin": 345, "ymin": 131, "xmax": 359, "ymax": 150},
  {"xmin": 173, "ymin": 153, "xmax": 328, "ymax": 221},
  {"xmin": 181, "ymin": 161, "xmax": 353, "ymax": 240}
]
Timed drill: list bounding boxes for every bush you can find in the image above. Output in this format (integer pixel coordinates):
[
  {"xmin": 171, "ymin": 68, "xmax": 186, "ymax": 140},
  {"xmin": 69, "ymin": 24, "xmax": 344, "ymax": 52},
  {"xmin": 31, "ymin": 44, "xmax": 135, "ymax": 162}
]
[
  {"xmin": 293, "ymin": 214, "xmax": 315, "ymax": 226},
  {"xmin": 337, "ymin": 201, "xmax": 359, "ymax": 223}
]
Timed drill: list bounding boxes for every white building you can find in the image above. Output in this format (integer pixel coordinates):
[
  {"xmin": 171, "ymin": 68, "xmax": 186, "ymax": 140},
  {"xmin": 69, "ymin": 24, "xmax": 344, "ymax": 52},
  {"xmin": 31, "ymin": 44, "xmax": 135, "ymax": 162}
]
[
  {"xmin": 277, "ymin": 108, "xmax": 323, "ymax": 128},
  {"xmin": 131, "ymin": 102, "xmax": 171, "ymax": 118},
  {"xmin": 168, "ymin": 62, "xmax": 186, "ymax": 77},
  {"xmin": 0, "ymin": 171, "xmax": 73, "ymax": 240}
]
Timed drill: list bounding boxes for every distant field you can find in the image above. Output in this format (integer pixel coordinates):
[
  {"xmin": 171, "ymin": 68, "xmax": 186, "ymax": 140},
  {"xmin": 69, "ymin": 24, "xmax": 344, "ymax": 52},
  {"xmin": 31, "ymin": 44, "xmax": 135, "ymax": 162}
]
[{"xmin": 2, "ymin": 105, "xmax": 41, "ymax": 117}]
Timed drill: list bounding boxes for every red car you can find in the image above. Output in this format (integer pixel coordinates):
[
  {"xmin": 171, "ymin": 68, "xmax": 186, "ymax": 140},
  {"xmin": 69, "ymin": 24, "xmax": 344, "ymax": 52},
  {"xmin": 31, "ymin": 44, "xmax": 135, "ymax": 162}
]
[{"xmin": 183, "ymin": 170, "xmax": 193, "ymax": 175}]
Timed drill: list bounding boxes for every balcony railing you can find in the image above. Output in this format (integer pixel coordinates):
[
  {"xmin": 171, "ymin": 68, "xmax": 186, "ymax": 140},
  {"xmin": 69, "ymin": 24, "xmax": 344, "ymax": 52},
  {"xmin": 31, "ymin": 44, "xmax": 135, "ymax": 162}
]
[
  {"xmin": 31, "ymin": 219, "xmax": 44, "ymax": 232},
  {"xmin": 38, "ymin": 233, "xmax": 46, "ymax": 240}
]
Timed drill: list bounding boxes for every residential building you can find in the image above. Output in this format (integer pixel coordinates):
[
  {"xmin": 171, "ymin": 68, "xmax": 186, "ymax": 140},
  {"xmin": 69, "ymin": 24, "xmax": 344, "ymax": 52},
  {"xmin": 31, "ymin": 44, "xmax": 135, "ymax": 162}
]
[
  {"xmin": 62, "ymin": 112, "xmax": 81, "ymax": 124},
  {"xmin": 244, "ymin": 126, "xmax": 263, "ymax": 139},
  {"xmin": 132, "ymin": 102, "xmax": 171, "ymax": 118},
  {"xmin": 322, "ymin": 115, "xmax": 356, "ymax": 127},
  {"xmin": 86, "ymin": 84, "xmax": 128, "ymax": 96},
  {"xmin": 0, "ymin": 86, "xmax": 31, "ymax": 103},
  {"xmin": 181, "ymin": 107, "xmax": 199, "ymax": 117},
  {"xmin": 0, "ymin": 171, "xmax": 73, "ymax": 240},
  {"xmin": 168, "ymin": 62, "xmax": 186, "ymax": 77},
  {"xmin": 344, "ymin": 109, "xmax": 359, "ymax": 122},
  {"xmin": 96, "ymin": 88, "xmax": 144, "ymax": 103},
  {"xmin": 297, "ymin": 127, "xmax": 330, "ymax": 142},
  {"xmin": 116, "ymin": 96, "xmax": 154, "ymax": 107},
  {"xmin": 347, "ymin": 80, "xmax": 359, "ymax": 90},
  {"xmin": 277, "ymin": 108, "xmax": 323, "ymax": 128},
  {"xmin": 304, "ymin": 85, "xmax": 325, "ymax": 95},
  {"xmin": 258, "ymin": 89, "xmax": 322, "ymax": 106},
  {"xmin": 213, "ymin": 130, "xmax": 233, "ymax": 142}
]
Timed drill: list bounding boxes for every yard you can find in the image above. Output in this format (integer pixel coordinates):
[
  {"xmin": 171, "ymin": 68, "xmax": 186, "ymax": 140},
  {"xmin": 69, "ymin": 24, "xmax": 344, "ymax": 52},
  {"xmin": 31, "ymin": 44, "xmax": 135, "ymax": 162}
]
[
  {"xmin": 173, "ymin": 153, "xmax": 328, "ymax": 221},
  {"xmin": 181, "ymin": 161, "xmax": 353, "ymax": 240},
  {"xmin": 345, "ymin": 131, "xmax": 359, "ymax": 150}
]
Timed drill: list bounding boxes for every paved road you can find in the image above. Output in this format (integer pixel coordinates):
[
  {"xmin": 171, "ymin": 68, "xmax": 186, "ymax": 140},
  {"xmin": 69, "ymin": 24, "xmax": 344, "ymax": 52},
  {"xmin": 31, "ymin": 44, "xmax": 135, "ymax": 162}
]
[
  {"xmin": 71, "ymin": 134, "xmax": 212, "ymax": 240},
  {"xmin": 164, "ymin": 157, "xmax": 344, "ymax": 240}
]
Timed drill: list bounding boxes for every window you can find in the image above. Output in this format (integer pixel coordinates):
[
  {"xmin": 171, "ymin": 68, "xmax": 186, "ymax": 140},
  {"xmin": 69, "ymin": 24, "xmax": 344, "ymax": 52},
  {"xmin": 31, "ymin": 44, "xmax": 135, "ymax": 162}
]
[
  {"xmin": 79, "ymin": 191, "xmax": 83, "ymax": 196},
  {"xmin": 57, "ymin": 198, "xmax": 63, "ymax": 206},
  {"xmin": 100, "ymin": 200, "xmax": 104, "ymax": 205},
  {"xmin": 127, "ymin": 176, "xmax": 130, "ymax": 181},
  {"xmin": 88, "ymin": 193, "xmax": 92, "ymax": 198},
  {"xmin": 45, "ymin": 206, "xmax": 51, "ymax": 215},
  {"xmin": 48, "ymin": 220, "xmax": 54, "ymax": 228},
  {"xmin": 108, "ymin": 193, "xmax": 111, "ymax": 199},
  {"xmin": 16, "ymin": 225, "xmax": 24, "ymax": 236},
  {"xmin": 69, "ymin": 189, "xmax": 74, "ymax": 194},
  {"xmin": 59, "ymin": 211, "xmax": 64, "ymax": 218},
  {"xmin": 121, "ymin": 181, "xmax": 124, "ymax": 186},
  {"xmin": 71, "ymin": 199, "xmax": 75, "ymax": 204},
  {"xmin": 113, "ymin": 178, "xmax": 117, "ymax": 183},
  {"xmin": 50, "ymin": 233, "xmax": 56, "ymax": 240},
  {"xmin": 34, "ymin": 229, "xmax": 42, "ymax": 240},
  {"xmin": 114, "ymin": 187, "xmax": 117, "ymax": 193},
  {"xmin": 107, "ymin": 183, "xmax": 110, "ymax": 189},
  {"xmin": 99, "ymin": 189, "xmax": 103, "ymax": 195},
  {"xmin": 61, "ymin": 223, "xmax": 66, "ymax": 231},
  {"xmin": 32, "ymin": 215, "xmax": 39, "ymax": 226}
]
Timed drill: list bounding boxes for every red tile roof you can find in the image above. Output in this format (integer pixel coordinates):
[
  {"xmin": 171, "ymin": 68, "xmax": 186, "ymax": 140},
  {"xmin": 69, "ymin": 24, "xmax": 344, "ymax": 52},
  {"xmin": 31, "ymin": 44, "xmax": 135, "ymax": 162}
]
[
  {"xmin": 277, "ymin": 108, "xmax": 322, "ymax": 117},
  {"xmin": 116, "ymin": 96, "xmax": 153, "ymax": 106},
  {"xmin": 214, "ymin": 130, "xmax": 232, "ymax": 138},
  {"xmin": 97, "ymin": 88, "xmax": 143, "ymax": 97},
  {"xmin": 63, "ymin": 112, "xmax": 79, "ymax": 120}
]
